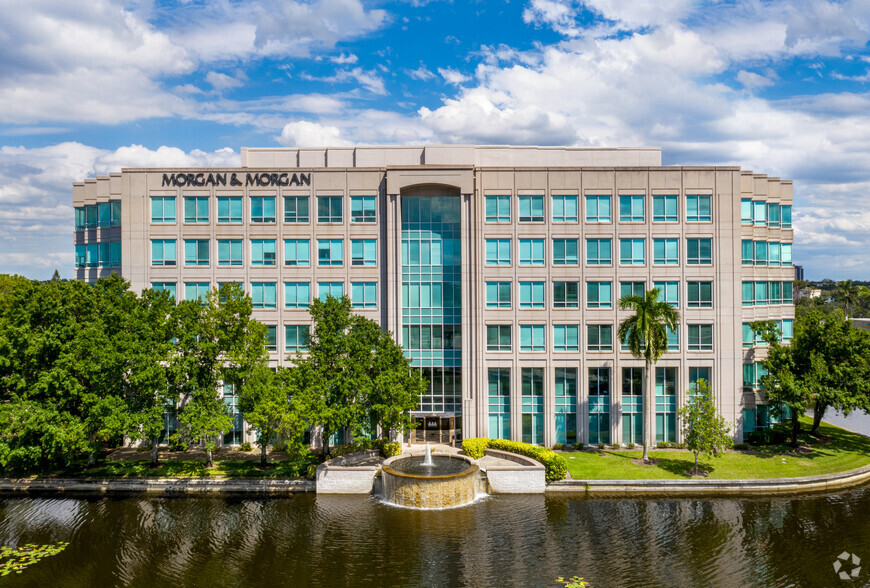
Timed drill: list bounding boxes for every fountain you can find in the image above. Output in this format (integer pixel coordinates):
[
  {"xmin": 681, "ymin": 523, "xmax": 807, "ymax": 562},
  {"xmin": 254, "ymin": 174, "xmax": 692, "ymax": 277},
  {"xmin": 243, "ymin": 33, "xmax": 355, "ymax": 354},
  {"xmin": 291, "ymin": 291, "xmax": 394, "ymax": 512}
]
[{"xmin": 379, "ymin": 443, "xmax": 480, "ymax": 509}]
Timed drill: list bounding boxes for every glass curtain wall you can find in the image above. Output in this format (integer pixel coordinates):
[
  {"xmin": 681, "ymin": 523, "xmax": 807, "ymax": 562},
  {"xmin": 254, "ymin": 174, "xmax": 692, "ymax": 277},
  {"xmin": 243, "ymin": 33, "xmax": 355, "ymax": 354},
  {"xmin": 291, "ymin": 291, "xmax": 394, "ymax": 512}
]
[
  {"xmin": 401, "ymin": 195, "xmax": 462, "ymax": 426},
  {"xmin": 621, "ymin": 367, "xmax": 643, "ymax": 444},
  {"xmin": 555, "ymin": 368, "xmax": 577, "ymax": 444}
]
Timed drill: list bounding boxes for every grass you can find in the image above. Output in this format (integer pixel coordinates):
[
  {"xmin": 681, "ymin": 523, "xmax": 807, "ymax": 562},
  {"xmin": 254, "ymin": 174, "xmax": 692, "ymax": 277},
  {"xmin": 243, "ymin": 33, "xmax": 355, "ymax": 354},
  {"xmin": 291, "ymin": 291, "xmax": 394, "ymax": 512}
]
[
  {"xmin": 560, "ymin": 417, "xmax": 870, "ymax": 480},
  {"xmin": 68, "ymin": 458, "xmax": 313, "ymax": 479}
]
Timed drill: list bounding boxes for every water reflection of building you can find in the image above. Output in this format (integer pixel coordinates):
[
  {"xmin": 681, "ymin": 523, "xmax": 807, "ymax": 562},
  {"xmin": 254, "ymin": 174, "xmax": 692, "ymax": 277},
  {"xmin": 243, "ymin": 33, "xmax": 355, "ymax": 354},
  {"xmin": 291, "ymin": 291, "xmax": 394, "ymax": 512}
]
[{"xmin": 72, "ymin": 145, "xmax": 794, "ymax": 445}]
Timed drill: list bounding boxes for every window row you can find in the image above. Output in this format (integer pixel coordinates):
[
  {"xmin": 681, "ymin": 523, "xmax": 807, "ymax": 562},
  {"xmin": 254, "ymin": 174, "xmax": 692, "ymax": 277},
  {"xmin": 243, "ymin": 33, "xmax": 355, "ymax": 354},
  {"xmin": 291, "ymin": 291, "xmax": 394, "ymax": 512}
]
[
  {"xmin": 741, "ymin": 281, "xmax": 794, "ymax": 306},
  {"xmin": 149, "ymin": 238, "xmax": 377, "ymax": 267},
  {"xmin": 74, "ymin": 201, "xmax": 122, "ymax": 230},
  {"xmin": 485, "ymin": 194, "xmax": 713, "ymax": 225},
  {"xmin": 489, "ymin": 366, "xmax": 712, "ymax": 444},
  {"xmin": 484, "ymin": 237, "xmax": 712, "ymax": 266},
  {"xmin": 74, "ymin": 242, "xmax": 121, "ymax": 268},
  {"xmin": 149, "ymin": 195, "xmax": 377, "ymax": 225},
  {"xmin": 486, "ymin": 323, "xmax": 713, "ymax": 353},
  {"xmin": 486, "ymin": 280, "xmax": 713, "ymax": 310},
  {"xmin": 740, "ymin": 200, "xmax": 792, "ymax": 228},
  {"xmin": 149, "ymin": 281, "xmax": 377, "ymax": 309},
  {"xmin": 742, "ymin": 320, "xmax": 794, "ymax": 347},
  {"xmin": 741, "ymin": 240, "xmax": 793, "ymax": 266}
]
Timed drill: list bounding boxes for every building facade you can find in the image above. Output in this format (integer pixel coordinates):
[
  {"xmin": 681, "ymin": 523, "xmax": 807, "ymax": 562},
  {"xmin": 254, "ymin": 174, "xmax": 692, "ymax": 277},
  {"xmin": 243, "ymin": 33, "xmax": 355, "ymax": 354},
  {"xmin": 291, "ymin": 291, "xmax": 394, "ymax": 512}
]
[{"xmin": 73, "ymin": 145, "xmax": 794, "ymax": 445}]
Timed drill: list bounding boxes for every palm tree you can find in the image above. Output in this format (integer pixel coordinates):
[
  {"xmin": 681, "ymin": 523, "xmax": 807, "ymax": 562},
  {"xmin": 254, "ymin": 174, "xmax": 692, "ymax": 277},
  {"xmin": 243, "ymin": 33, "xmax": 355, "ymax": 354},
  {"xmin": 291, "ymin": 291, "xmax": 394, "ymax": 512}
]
[
  {"xmin": 835, "ymin": 280, "xmax": 861, "ymax": 318},
  {"xmin": 618, "ymin": 289, "xmax": 680, "ymax": 462}
]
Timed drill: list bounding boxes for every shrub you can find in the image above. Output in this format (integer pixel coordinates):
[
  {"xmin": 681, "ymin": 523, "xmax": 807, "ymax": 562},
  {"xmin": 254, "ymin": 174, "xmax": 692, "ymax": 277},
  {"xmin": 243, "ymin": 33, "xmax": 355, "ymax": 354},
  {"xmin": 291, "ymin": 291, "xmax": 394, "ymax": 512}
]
[
  {"xmin": 597, "ymin": 443, "xmax": 605, "ymax": 450},
  {"xmin": 657, "ymin": 441, "xmax": 672, "ymax": 449},
  {"xmin": 626, "ymin": 442, "xmax": 635, "ymax": 449},
  {"xmin": 238, "ymin": 441, "xmax": 253, "ymax": 452},
  {"xmin": 733, "ymin": 442, "xmax": 750, "ymax": 451},
  {"xmin": 306, "ymin": 464, "xmax": 318, "ymax": 480},
  {"xmin": 168, "ymin": 433, "xmax": 187, "ymax": 452},
  {"xmin": 461, "ymin": 438, "xmax": 568, "ymax": 482},
  {"xmin": 380, "ymin": 441, "xmax": 402, "ymax": 458},
  {"xmin": 610, "ymin": 444, "xmax": 621, "ymax": 450},
  {"xmin": 573, "ymin": 443, "xmax": 585, "ymax": 450},
  {"xmin": 747, "ymin": 428, "xmax": 787, "ymax": 446},
  {"xmin": 553, "ymin": 443, "xmax": 564, "ymax": 450}
]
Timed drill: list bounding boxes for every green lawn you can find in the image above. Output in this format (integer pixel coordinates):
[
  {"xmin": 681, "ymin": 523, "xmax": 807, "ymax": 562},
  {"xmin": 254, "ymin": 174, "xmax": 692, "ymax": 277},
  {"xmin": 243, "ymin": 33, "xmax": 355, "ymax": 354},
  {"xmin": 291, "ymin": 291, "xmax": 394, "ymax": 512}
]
[
  {"xmin": 560, "ymin": 418, "xmax": 870, "ymax": 480},
  {"xmin": 71, "ymin": 459, "xmax": 312, "ymax": 479}
]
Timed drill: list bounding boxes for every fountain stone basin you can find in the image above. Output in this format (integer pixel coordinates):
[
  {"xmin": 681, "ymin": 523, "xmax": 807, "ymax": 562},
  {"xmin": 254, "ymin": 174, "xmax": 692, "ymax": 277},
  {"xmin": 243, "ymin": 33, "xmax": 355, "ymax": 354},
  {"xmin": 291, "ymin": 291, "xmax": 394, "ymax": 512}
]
[{"xmin": 380, "ymin": 453, "xmax": 480, "ymax": 509}]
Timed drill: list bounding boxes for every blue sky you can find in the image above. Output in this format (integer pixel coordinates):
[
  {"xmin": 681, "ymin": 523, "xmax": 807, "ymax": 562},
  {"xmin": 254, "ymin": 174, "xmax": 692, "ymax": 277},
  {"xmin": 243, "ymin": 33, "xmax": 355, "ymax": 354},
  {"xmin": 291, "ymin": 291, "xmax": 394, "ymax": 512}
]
[{"xmin": 2, "ymin": 0, "xmax": 870, "ymax": 280}]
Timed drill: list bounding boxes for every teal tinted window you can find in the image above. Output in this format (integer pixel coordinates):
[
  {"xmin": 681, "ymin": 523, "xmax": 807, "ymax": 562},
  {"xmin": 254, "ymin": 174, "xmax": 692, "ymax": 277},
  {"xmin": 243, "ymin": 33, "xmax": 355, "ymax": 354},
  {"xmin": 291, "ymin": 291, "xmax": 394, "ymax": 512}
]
[
  {"xmin": 520, "ymin": 325, "xmax": 545, "ymax": 351},
  {"xmin": 285, "ymin": 325, "xmax": 309, "ymax": 352},
  {"xmin": 351, "ymin": 239, "xmax": 377, "ymax": 266},
  {"xmin": 217, "ymin": 196, "xmax": 242, "ymax": 223},
  {"xmin": 653, "ymin": 281, "xmax": 678, "ymax": 307},
  {"xmin": 351, "ymin": 282, "xmax": 377, "ymax": 308},
  {"xmin": 485, "ymin": 238, "xmax": 511, "ymax": 265},
  {"xmin": 284, "ymin": 282, "xmax": 310, "ymax": 309},
  {"xmin": 521, "ymin": 368, "xmax": 544, "ymax": 445},
  {"xmin": 653, "ymin": 238, "xmax": 678, "ymax": 265},
  {"xmin": 741, "ymin": 198, "xmax": 752, "ymax": 224},
  {"xmin": 151, "ymin": 282, "xmax": 176, "ymax": 301},
  {"xmin": 587, "ymin": 282, "xmax": 612, "ymax": 309},
  {"xmin": 318, "ymin": 282, "xmax": 343, "ymax": 300},
  {"xmin": 685, "ymin": 194, "xmax": 711, "ymax": 222},
  {"xmin": 555, "ymin": 368, "xmax": 578, "ymax": 445},
  {"xmin": 781, "ymin": 205, "xmax": 792, "ymax": 228},
  {"xmin": 151, "ymin": 239, "xmax": 176, "ymax": 266},
  {"xmin": 485, "ymin": 195, "xmax": 511, "ymax": 223},
  {"xmin": 251, "ymin": 239, "xmax": 276, "ymax": 266},
  {"xmin": 552, "ymin": 238, "xmax": 578, "ymax": 265},
  {"xmin": 184, "ymin": 196, "xmax": 209, "ymax": 223},
  {"xmin": 553, "ymin": 281, "xmax": 579, "ymax": 308},
  {"xmin": 655, "ymin": 367, "xmax": 677, "ymax": 443},
  {"xmin": 184, "ymin": 282, "xmax": 210, "ymax": 303},
  {"xmin": 98, "ymin": 202, "xmax": 112, "ymax": 227},
  {"xmin": 486, "ymin": 325, "xmax": 511, "ymax": 351},
  {"xmin": 653, "ymin": 195, "xmax": 678, "ymax": 222},
  {"xmin": 317, "ymin": 239, "xmax": 343, "ymax": 266},
  {"xmin": 585, "ymin": 195, "xmax": 611, "ymax": 222},
  {"xmin": 251, "ymin": 196, "xmax": 276, "ymax": 222},
  {"xmin": 587, "ymin": 325, "xmax": 612, "ymax": 351},
  {"xmin": 284, "ymin": 239, "xmax": 310, "ymax": 266},
  {"xmin": 519, "ymin": 238, "xmax": 545, "ymax": 266},
  {"xmin": 552, "ymin": 195, "xmax": 578, "ymax": 223},
  {"xmin": 619, "ymin": 195, "xmax": 644, "ymax": 222},
  {"xmin": 350, "ymin": 196, "xmax": 375, "ymax": 223},
  {"xmin": 486, "ymin": 282, "xmax": 511, "ymax": 308},
  {"xmin": 553, "ymin": 324, "xmax": 579, "ymax": 351},
  {"xmin": 318, "ymin": 196, "xmax": 342, "ymax": 223},
  {"xmin": 251, "ymin": 282, "xmax": 277, "ymax": 309},
  {"xmin": 586, "ymin": 238, "xmax": 612, "ymax": 265},
  {"xmin": 284, "ymin": 196, "xmax": 310, "ymax": 223},
  {"xmin": 686, "ymin": 238, "xmax": 712, "ymax": 265},
  {"xmin": 519, "ymin": 282, "xmax": 545, "ymax": 309},
  {"xmin": 488, "ymin": 368, "xmax": 511, "ymax": 440},
  {"xmin": 687, "ymin": 281, "xmax": 713, "ymax": 308},
  {"xmin": 151, "ymin": 197, "xmax": 176, "ymax": 223},
  {"xmin": 619, "ymin": 238, "xmax": 645, "ymax": 265},
  {"xmin": 620, "ymin": 281, "xmax": 644, "ymax": 299},
  {"xmin": 588, "ymin": 368, "xmax": 610, "ymax": 445},
  {"xmin": 218, "ymin": 240, "xmax": 243, "ymax": 266},
  {"xmin": 688, "ymin": 324, "xmax": 713, "ymax": 351},
  {"xmin": 518, "ymin": 195, "xmax": 544, "ymax": 222},
  {"xmin": 184, "ymin": 240, "xmax": 209, "ymax": 266}
]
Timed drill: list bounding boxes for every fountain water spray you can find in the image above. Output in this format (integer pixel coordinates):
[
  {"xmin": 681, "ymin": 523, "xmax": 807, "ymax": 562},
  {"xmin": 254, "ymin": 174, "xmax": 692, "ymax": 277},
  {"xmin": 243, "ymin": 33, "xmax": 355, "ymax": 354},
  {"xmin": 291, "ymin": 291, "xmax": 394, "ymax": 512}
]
[{"xmin": 421, "ymin": 442, "xmax": 434, "ymax": 467}]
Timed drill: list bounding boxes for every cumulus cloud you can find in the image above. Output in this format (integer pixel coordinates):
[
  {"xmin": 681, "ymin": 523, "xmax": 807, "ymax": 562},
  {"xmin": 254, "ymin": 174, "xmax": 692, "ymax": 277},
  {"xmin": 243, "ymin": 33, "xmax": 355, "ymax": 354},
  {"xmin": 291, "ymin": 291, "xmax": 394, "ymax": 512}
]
[
  {"xmin": 301, "ymin": 68, "xmax": 387, "ymax": 95},
  {"xmin": 277, "ymin": 121, "xmax": 351, "ymax": 147},
  {"xmin": 206, "ymin": 71, "xmax": 246, "ymax": 91},
  {"xmin": 737, "ymin": 70, "xmax": 776, "ymax": 90},
  {"xmin": 408, "ymin": 65, "xmax": 437, "ymax": 81},
  {"xmin": 438, "ymin": 68, "xmax": 471, "ymax": 85}
]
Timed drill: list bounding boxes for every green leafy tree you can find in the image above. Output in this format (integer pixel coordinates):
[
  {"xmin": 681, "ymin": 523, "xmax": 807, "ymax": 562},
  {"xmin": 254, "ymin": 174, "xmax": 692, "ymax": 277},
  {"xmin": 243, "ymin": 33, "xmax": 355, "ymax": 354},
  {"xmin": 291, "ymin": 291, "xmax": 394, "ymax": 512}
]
[
  {"xmin": 835, "ymin": 280, "xmax": 861, "ymax": 318},
  {"xmin": 678, "ymin": 379, "xmax": 733, "ymax": 475},
  {"xmin": 617, "ymin": 288, "xmax": 680, "ymax": 462}
]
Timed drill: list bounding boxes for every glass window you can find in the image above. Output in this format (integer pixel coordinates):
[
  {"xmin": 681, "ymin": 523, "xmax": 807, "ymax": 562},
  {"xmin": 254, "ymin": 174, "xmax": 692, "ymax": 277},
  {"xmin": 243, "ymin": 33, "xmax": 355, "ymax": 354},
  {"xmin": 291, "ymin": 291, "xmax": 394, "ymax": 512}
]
[
  {"xmin": 619, "ymin": 238, "xmax": 645, "ymax": 265},
  {"xmin": 588, "ymin": 368, "xmax": 610, "ymax": 445},
  {"xmin": 518, "ymin": 195, "xmax": 544, "ymax": 222},
  {"xmin": 284, "ymin": 239, "xmax": 310, "ymax": 266},
  {"xmin": 98, "ymin": 202, "xmax": 112, "ymax": 228},
  {"xmin": 585, "ymin": 195, "xmax": 611, "ymax": 223},
  {"xmin": 488, "ymin": 368, "xmax": 511, "ymax": 440},
  {"xmin": 555, "ymin": 368, "xmax": 578, "ymax": 445},
  {"xmin": 619, "ymin": 195, "xmax": 645, "ymax": 222},
  {"xmin": 519, "ymin": 282, "xmax": 545, "ymax": 309},
  {"xmin": 553, "ymin": 281, "xmax": 579, "ymax": 308},
  {"xmin": 151, "ymin": 239, "xmax": 176, "ymax": 266},
  {"xmin": 351, "ymin": 282, "xmax": 377, "ymax": 309},
  {"xmin": 217, "ymin": 239, "xmax": 243, "ymax": 266},
  {"xmin": 285, "ymin": 325, "xmax": 309, "ymax": 352},
  {"xmin": 743, "ymin": 323, "xmax": 755, "ymax": 348},
  {"xmin": 620, "ymin": 281, "xmax": 645, "ymax": 300},
  {"xmin": 184, "ymin": 196, "xmax": 209, "ymax": 223},
  {"xmin": 251, "ymin": 282, "xmax": 277, "ymax": 309},
  {"xmin": 251, "ymin": 239, "xmax": 277, "ymax": 266},
  {"xmin": 485, "ymin": 195, "xmax": 511, "ymax": 223},
  {"xmin": 317, "ymin": 196, "xmax": 342, "ymax": 223},
  {"xmin": 742, "ymin": 281, "xmax": 754, "ymax": 306},
  {"xmin": 351, "ymin": 239, "xmax": 377, "ymax": 266},
  {"xmin": 284, "ymin": 196, "xmax": 310, "ymax": 223},
  {"xmin": 184, "ymin": 282, "xmax": 210, "ymax": 303},
  {"xmin": 99, "ymin": 242, "xmax": 121, "ymax": 267},
  {"xmin": 769, "ymin": 242, "xmax": 781, "ymax": 266},
  {"xmin": 653, "ymin": 195, "xmax": 678, "ymax": 222},
  {"xmin": 666, "ymin": 326, "xmax": 679, "ymax": 351},
  {"xmin": 486, "ymin": 325, "xmax": 511, "ymax": 351},
  {"xmin": 486, "ymin": 282, "xmax": 512, "ymax": 309},
  {"xmin": 655, "ymin": 367, "xmax": 677, "ymax": 443},
  {"xmin": 688, "ymin": 324, "xmax": 714, "ymax": 351},
  {"xmin": 151, "ymin": 197, "xmax": 176, "ymax": 223},
  {"xmin": 217, "ymin": 196, "xmax": 242, "ymax": 223},
  {"xmin": 485, "ymin": 238, "xmax": 511, "ymax": 266},
  {"xmin": 184, "ymin": 239, "xmax": 209, "ymax": 266},
  {"xmin": 621, "ymin": 367, "xmax": 643, "ymax": 444},
  {"xmin": 653, "ymin": 238, "xmax": 678, "ymax": 265},
  {"xmin": 151, "ymin": 282, "xmax": 176, "ymax": 301},
  {"xmin": 519, "ymin": 238, "xmax": 545, "ymax": 266},
  {"xmin": 781, "ymin": 205, "xmax": 792, "ymax": 229},
  {"xmin": 317, "ymin": 239, "xmax": 344, "ymax": 266},
  {"xmin": 753, "ymin": 200, "xmax": 767, "ymax": 226},
  {"xmin": 284, "ymin": 282, "xmax": 310, "ymax": 309},
  {"xmin": 552, "ymin": 238, "xmax": 578, "ymax": 265},
  {"xmin": 754, "ymin": 241, "xmax": 768, "ymax": 266},
  {"xmin": 586, "ymin": 238, "xmax": 612, "ymax": 265},
  {"xmin": 587, "ymin": 282, "xmax": 612, "ymax": 309},
  {"xmin": 687, "ymin": 281, "xmax": 713, "ymax": 308},
  {"xmin": 689, "ymin": 367, "xmax": 711, "ymax": 390},
  {"xmin": 350, "ymin": 196, "xmax": 376, "ymax": 223},
  {"xmin": 782, "ymin": 243, "xmax": 792, "ymax": 265},
  {"xmin": 553, "ymin": 324, "xmax": 579, "ymax": 351},
  {"xmin": 84, "ymin": 204, "xmax": 98, "ymax": 229},
  {"xmin": 686, "ymin": 238, "xmax": 712, "ymax": 265},
  {"xmin": 587, "ymin": 324, "xmax": 613, "ymax": 351},
  {"xmin": 251, "ymin": 196, "xmax": 276, "ymax": 223},
  {"xmin": 110, "ymin": 200, "xmax": 121, "ymax": 227},
  {"xmin": 318, "ymin": 282, "xmax": 343, "ymax": 300},
  {"xmin": 75, "ymin": 244, "xmax": 86, "ymax": 267},
  {"xmin": 653, "ymin": 281, "xmax": 679, "ymax": 307},
  {"xmin": 742, "ymin": 240, "xmax": 753, "ymax": 265},
  {"xmin": 552, "ymin": 195, "xmax": 578, "ymax": 223},
  {"xmin": 265, "ymin": 325, "xmax": 277, "ymax": 352},
  {"xmin": 685, "ymin": 194, "xmax": 711, "ymax": 222},
  {"xmin": 767, "ymin": 203, "xmax": 780, "ymax": 227},
  {"xmin": 75, "ymin": 207, "xmax": 86, "ymax": 230},
  {"xmin": 741, "ymin": 199, "xmax": 752, "ymax": 224},
  {"xmin": 783, "ymin": 281, "xmax": 793, "ymax": 300},
  {"xmin": 85, "ymin": 243, "xmax": 98, "ymax": 267},
  {"xmin": 520, "ymin": 325, "xmax": 546, "ymax": 351},
  {"xmin": 781, "ymin": 319, "xmax": 794, "ymax": 342},
  {"xmin": 521, "ymin": 367, "xmax": 544, "ymax": 444}
]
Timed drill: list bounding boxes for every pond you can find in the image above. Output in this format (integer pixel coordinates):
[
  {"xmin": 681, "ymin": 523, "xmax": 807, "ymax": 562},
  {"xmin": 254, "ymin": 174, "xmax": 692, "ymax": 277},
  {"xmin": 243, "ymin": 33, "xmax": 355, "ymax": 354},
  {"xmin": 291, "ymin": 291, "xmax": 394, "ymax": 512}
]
[{"xmin": 2, "ymin": 486, "xmax": 870, "ymax": 587}]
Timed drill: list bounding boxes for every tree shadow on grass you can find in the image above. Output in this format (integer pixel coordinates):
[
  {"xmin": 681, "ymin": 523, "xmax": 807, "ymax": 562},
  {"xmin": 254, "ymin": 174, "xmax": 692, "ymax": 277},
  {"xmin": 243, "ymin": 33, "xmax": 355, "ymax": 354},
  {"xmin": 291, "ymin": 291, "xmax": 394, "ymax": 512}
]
[{"xmin": 606, "ymin": 451, "xmax": 716, "ymax": 478}]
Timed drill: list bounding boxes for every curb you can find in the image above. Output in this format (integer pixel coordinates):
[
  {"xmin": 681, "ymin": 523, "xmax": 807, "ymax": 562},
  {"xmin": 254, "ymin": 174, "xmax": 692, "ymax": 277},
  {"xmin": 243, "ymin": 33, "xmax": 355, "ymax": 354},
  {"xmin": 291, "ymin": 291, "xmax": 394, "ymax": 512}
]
[
  {"xmin": 0, "ymin": 477, "xmax": 314, "ymax": 495},
  {"xmin": 547, "ymin": 463, "xmax": 870, "ymax": 496}
]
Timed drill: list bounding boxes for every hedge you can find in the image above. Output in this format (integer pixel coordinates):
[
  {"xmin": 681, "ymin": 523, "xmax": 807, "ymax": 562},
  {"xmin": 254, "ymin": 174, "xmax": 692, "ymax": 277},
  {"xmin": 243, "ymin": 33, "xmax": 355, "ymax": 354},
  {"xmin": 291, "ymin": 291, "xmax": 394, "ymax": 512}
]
[{"xmin": 461, "ymin": 438, "xmax": 568, "ymax": 482}]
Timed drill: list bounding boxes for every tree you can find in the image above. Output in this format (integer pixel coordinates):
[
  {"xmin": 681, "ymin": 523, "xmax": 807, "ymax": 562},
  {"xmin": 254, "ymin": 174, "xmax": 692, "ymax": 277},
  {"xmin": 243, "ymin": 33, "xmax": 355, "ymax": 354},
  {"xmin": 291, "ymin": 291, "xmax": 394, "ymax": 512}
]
[
  {"xmin": 292, "ymin": 295, "xmax": 425, "ymax": 456},
  {"xmin": 617, "ymin": 288, "xmax": 680, "ymax": 462},
  {"xmin": 835, "ymin": 280, "xmax": 861, "ymax": 318},
  {"xmin": 678, "ymin": 379, "xmax": 733, "ymax": 475}
]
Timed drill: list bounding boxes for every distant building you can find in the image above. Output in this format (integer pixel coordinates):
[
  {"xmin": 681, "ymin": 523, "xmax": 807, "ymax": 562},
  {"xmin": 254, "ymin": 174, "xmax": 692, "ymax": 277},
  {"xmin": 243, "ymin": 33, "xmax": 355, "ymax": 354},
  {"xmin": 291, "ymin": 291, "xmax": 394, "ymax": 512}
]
[
  {"xmin": 73, "ymin": 145, "xmax": 794, "ymax": 445},
  {"xmin": 794, "ymin": 265, "xmax": 804, "ymax": 281},
  {"xmin": 851, "ymin": 318, "xmax": 870, "ymax": 332}
]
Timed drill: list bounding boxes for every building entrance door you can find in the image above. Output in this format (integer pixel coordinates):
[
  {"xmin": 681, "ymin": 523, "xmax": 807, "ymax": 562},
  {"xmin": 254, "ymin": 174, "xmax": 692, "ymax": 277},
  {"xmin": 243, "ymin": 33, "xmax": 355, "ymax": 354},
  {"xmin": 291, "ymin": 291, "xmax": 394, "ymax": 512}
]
[{"xmin": 412, "ymin": 415, "xmax": 460, "ymax": 445}]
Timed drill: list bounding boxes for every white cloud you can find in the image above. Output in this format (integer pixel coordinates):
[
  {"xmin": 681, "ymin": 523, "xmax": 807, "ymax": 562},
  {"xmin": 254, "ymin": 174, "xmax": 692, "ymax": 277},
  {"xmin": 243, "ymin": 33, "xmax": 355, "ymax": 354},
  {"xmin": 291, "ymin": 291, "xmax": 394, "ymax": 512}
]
[
  {"xmin": 301, "ymin": 68, "xmax": 387, "ymax": 95},
  {"xmin": 206, "ymin": 72, "xmax": 245, "ymax": 91},
  {"xmin": 438, "ymin": 68, "xmax": 471, "ymax": 85},
  {"xmin": 737, "ymin": 70, "xmax": 775, "ymax": 90},
  {"xmin": 277, "ymin": 121, "xmax": 352, "ymax": 147},
  {"xmin": 408, "ymin": 65, "xmax": 437, "ymax": 81},
  {"xmin": 330, "ymin": 53, "xmax": 359, "ymax": 65}
]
